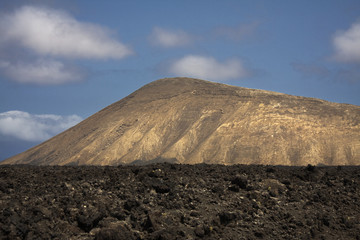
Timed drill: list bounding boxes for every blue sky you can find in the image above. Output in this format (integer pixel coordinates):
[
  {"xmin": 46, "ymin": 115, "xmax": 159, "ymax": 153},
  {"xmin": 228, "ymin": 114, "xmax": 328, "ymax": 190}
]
[{"xmin": 1, "ymin": 0, "xmax": 360, "ymax": 161}]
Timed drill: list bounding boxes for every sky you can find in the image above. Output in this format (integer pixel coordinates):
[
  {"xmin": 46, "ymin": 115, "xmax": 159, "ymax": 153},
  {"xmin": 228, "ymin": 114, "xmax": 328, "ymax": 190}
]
[{"xmin": 1, "ymin": 0, "xmax": 360, "ymax": 161}]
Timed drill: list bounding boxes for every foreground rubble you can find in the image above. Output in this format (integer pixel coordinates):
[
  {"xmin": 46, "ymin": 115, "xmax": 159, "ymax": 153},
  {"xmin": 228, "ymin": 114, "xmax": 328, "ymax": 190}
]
[{"xmin": 1, "ymin": 164, "xmax": 360, "ymax": 239}]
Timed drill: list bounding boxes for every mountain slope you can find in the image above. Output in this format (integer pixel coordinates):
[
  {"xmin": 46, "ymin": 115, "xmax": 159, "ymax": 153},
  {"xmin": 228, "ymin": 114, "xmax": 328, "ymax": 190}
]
[{"xmin": 2, "ymin": 77, "xmax": 360, "ymax": 165}]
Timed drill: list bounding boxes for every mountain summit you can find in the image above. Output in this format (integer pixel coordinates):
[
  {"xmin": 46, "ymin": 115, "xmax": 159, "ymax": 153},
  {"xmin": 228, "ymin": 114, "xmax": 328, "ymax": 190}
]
[{"xmin": 2, "ymin": 77, "xmax": 360, "ymax": 166}]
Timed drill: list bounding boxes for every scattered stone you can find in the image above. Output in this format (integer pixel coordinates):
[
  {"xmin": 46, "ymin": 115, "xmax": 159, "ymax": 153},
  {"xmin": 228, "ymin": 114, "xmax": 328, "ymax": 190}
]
[
  {"xmin": 194, "ymin": 225, "xmax": 205, "ymax": 237},
  {"xmin": 219, "ymin": 211, "xmax": 237, "ymax": 225},
  {"xmin": 124, "ymin": 199, "xmax": 140, "ymax": 211},
  {"xmin": 231, "ymin": 175, "xmax": 248, "ymax": 189},
  {"xmin": 0, "ymin": 164, "xmax": 359, "ymax": 239}
]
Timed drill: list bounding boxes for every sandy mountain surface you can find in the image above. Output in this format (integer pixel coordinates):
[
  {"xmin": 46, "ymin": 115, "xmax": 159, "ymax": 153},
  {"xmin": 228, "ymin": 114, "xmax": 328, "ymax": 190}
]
[{"xmin": 2, "ymin": 77, "xmax": 360, "ymax": 166}]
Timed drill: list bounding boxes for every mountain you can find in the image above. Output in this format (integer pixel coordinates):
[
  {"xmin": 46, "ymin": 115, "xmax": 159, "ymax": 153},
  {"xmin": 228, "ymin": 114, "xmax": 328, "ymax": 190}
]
[{"xmin": 2, "ymin": 77, "xmax": 360, "ymax": 166}]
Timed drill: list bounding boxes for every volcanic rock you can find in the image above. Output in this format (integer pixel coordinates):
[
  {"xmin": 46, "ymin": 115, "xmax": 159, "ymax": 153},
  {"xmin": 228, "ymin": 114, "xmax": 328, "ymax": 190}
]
[
  {"xmin": 2, "ymin": 77, "xmax": 360, "ymax": 165},
  {"xmin": 1, "ymin": 164, "xmax": 360, "ymax": 239}
]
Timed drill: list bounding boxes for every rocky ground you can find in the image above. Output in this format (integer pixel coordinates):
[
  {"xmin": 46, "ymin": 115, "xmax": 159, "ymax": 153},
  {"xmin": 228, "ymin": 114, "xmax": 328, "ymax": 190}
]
[{"xmin": 1, "ymin": 164, "xmax": 360, "ymax": 240}]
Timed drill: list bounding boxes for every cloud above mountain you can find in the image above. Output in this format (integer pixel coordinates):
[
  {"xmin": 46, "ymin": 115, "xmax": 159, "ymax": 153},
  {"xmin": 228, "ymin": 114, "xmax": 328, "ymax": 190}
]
[
  {"xmin": 0, "ymin": 59, "xmax": 84, "ymax": 85},
  {"xmin": 168, "ymin": 55, "xmax": 249, "ymax": 81},
  {"xmin": 0, "ymin": 5, "xmax": 132, "ymax": 59},
  {"xmin": 0, "ymin": 110, "xmax": 82, "ymax": 141},
  {"xmin": 149, "ymin": 27, "xmax": 194, "ymax": 47},
  {"xmin": 0, "ymin": 5, "xmax": 132, "ymax": 85},
  {"xmin": 293, "ymin": 20, "xmax": 360, "ymax": 84},
  {"xmin": 333, "ymin": 21, "xmax": 360, "ymax": 63}
]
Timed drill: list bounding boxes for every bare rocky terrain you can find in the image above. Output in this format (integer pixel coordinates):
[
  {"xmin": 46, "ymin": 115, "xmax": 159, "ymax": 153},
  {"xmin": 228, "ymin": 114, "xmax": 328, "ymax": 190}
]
[
  {"xmin": 2, "ymin": 78, "xmax": 359, "ymax": 239},
  {"xmin": 1, "ymin": 163, "xmax": 360, "ymax": 239},
  {"xmin": 3, "ymin": 77, "xmax": 360, "ymax": 166}
]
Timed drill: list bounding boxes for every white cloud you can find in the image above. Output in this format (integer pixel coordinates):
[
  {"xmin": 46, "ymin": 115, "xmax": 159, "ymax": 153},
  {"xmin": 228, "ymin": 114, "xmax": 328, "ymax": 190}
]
[
  {"xmin": 149, "ymin": 27, "xmax": 193, "ymax": 47},
  {"xmin": 0, "ymin": 59, "xmax": 84, "ymax": 84},
  {"xmin": 0, "ymin": 110, "xmax": 82, "ymax": 141},
  {"xmin": 333, "ymin": 22, "xmax": 360, "ymax": 62},
  {"xmin": 168, "ymin": 55, "xmax": 249, "ymax": 81},
  {"xmin": 0, "ymin": 5, "xmax": 132, "ymax": 59}
]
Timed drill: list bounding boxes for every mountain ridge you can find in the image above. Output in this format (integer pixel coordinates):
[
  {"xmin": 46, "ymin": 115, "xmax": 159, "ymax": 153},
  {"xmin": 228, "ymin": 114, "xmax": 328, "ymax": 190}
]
[{"xmin": 2, "ymin": 77, "xmax": 360, "ymax": 166}]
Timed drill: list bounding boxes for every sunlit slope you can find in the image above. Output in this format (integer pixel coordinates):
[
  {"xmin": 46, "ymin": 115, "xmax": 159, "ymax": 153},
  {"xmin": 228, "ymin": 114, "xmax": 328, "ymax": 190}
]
[{"xmin": 2, "ymin": 77, "xmax": 360, "ymax": 165}]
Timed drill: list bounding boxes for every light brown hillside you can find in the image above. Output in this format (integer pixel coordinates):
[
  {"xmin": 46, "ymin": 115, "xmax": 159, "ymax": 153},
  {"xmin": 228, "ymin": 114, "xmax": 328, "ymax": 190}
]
[{"xmin": 2, "ymin": 77, "xmax": 360, "ymax": 165}]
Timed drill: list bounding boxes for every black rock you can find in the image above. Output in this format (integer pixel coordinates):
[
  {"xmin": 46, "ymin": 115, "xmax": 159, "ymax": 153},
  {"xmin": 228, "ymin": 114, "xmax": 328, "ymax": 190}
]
[
  {"xmin": 231, "ymin": 175, "xmax": 248, "ymax": 189},
  {"xmin": 1, "ymin": 164, "xmax": 360, "ymax": 239}
]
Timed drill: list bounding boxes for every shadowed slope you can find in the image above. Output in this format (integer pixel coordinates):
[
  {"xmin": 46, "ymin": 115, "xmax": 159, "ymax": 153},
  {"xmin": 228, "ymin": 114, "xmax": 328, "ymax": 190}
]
[{"xmin": 2, "ymin": 77, "xmax": 360, "ymax": 165}]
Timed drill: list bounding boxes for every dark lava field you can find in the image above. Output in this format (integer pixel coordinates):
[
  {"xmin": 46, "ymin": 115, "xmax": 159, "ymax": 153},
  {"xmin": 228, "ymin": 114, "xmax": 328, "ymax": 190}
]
[{"xmin": 1, "ymin": 164, "xmax": 360, "ymax": 240}]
